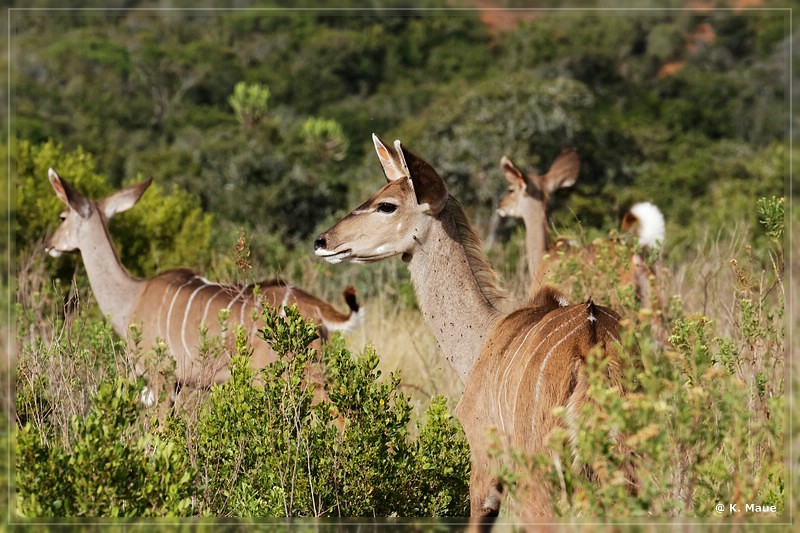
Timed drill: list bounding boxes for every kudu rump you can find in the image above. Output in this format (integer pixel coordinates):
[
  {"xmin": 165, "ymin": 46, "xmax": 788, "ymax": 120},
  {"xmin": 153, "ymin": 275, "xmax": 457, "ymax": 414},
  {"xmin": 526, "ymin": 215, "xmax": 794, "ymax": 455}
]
[
  {"xmin": 315, "ymin": 135, "xmax": 635, "ymax": 519},
  {"xmin": 46, "ymin": 170, "xmax": 363, "ymax": 406}
]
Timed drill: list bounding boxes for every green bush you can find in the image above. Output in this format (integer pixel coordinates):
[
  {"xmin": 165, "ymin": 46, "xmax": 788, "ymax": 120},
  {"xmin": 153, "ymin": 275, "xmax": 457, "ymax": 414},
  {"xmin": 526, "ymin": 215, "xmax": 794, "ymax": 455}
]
[
  {"xmin": 495, "ymin": 197, "xmax": 785, "ymax": 518},
  {"xmin": 229, "ymin": 81, "xmax": 270, "ymax": 128},
  {"xmin": 164, "ymin": 305, "xmax": 470, "ymax": 517},
  {"xmin": 15, "ymin": 296, "xmax": 470, "ymax": 518},
  {"xmin": 16, "ymin": 377, "xmax": 195, "ymax": 517}
]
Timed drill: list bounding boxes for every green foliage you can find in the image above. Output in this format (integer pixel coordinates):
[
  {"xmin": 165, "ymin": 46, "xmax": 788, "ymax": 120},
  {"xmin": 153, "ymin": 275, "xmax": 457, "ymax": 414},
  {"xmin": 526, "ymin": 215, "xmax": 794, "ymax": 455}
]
[
  {"xmin": 300, "ymin": 117, "xmax": 349, "ymax": 162},
  {"xmin": 16, "ymin": 377, "xmax": 194, "ymax": 517},
  {"xmin": 15, "ymin": 139, "xmax": 213, "ymax": 277},
  {"xmin": 229, "ymin": 81, "xmax": 270, "ymax": 128},
  {"xmin": 10, "ymin": 8, "xmax": 791, "ymax": 521},
  {"xmin": 396, "ymin": 73, "xmax": 596, "ymax": 213},
  {"xmin": 163, "ymin": 305, "xmax": 470, "ymax": 517},
  {"xmin": 11, "ymin": 9, "xmax": 787, "ymax": 262},
  {"xmin": 15, "ymin": 285, "xmax": 470, "ymax": 518},
  {"xmin": 756, "ymin": 196, "xmax": 784, "ymax": 242},
  {"xmin": 497, "ymin": 197, "xmax": 785, "ymax": 518}
]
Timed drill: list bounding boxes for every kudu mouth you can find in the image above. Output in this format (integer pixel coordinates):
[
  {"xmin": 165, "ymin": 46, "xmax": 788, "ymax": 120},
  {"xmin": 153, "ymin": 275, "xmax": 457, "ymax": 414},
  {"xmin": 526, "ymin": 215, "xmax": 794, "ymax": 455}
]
[
  {"xmin": 314, "ymin": 247, "xmax": 353, "ymax": 264},
  {"xmin": 45, "ymin": 244, "xmax": 65, "ymax": 258},
  {"xmin": 314, "ymin": 235, "xmax": 397, "ymax": 265},
  {"xmin": 314, "ymin": 234, "xmax": 352, "ymax": 264}
]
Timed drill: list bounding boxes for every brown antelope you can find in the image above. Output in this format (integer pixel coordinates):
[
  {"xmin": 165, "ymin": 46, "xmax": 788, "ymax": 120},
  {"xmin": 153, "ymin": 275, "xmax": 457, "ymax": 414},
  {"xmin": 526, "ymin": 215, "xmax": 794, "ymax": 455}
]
[
  {"xmin": 498, "ymin": 153, "xmax": 666, "ymax": 310},
  {"xmin": 315, "ymin": 135, "xmax": 631, "ymax": 519},
  {"xmin": 45, "ymin": 169, "xmax": 363, "ymax": 406},
  {"xmin": 497, "ymin": 149, "xmax": 580, "ymax": 296}
]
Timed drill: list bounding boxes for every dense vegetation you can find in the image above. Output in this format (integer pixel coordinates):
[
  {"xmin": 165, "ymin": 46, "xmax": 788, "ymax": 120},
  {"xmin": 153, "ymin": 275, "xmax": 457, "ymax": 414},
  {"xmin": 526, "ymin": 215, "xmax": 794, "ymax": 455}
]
[{"xmin": 7, "ymin": 0, "xmax": 792, "ymax": 523}]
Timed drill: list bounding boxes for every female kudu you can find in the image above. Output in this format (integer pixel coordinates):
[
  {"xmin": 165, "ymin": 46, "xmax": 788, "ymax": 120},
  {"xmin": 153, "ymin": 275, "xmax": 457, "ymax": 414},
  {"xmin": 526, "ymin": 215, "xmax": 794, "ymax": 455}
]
[
  {"xmin": 499, "ymin": 154, "xmax": 666, "ymax": 310},
  {"xmin": 46, "ymin": 169, "xmax": 363, "ymax": 406},
  {"xmin": 314, "ymin": 135, "xmax": 631, "ymax": 519}
]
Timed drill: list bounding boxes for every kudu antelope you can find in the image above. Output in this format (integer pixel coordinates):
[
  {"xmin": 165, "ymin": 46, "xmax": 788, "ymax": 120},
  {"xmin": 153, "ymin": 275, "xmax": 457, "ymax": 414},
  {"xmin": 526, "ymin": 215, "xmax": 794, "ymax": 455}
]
[
  {"xmin": 45, "ymin": 169, "xmax": 363, "ymax": 406},
  {"xmin": 315, "ymin": 136, "xmax": 632, "ymax": 519},
  {"xmin": 498, "ymin": 154, "xmax": 666, "ymax": 309},
  {"xmin": 497, "ymin": 149, "xmax": 580, "ymax": 296}
]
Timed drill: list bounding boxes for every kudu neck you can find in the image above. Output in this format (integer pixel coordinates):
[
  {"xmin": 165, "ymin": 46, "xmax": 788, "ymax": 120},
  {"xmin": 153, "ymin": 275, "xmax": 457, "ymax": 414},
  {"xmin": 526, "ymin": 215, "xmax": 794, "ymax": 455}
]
[
  {"xmin": 519, "ymin": 194, "xmax": 549, "ymax": 291},
  {"xmin": 79, "ymin": 215, "xmax": 144, "ymax": 335},
  {"xmin": 405, "ymin": 198, "xmax": 503, "ymax": 383}
]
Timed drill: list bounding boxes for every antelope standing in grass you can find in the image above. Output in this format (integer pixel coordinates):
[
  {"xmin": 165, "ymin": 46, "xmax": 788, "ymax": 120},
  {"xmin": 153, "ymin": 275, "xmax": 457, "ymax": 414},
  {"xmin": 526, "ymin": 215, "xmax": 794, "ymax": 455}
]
[
  {"xmin": 45, "ymin": 169, "xmax": 363, "ymax": 406},
  {"xmin": 498, "ymin": 154, "xmax": 666, "ymax": 309},
  {"xmin": 497, "ymin": 149, "xmax": 580, "ymax": 296},
  {"xmin": 315, "ymin": 135, "xmax": 632, "ymax": 520}
]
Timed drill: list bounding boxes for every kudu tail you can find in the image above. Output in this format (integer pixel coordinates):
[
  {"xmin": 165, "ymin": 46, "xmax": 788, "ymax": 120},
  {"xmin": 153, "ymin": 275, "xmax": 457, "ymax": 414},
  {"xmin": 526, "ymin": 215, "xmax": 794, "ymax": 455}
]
[{"xmin": 325, "ymin": 286, "xmax": 364, "ymax": 333}]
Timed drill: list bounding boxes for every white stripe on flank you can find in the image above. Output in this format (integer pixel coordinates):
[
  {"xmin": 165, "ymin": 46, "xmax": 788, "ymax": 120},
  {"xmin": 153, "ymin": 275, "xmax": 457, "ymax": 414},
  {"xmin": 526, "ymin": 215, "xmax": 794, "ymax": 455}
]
[
  {"xmin": 166, "ymin": 277, "xmax": 199, "ymax": 361},
  {"xmin": 201, "ymin": 287, "xmax": 227, "ymax": 328},
  {"xmin": 226, "ymin": 284, "xmax": 249, "ymax": 311},
  {"xmin": 496, "ymin": 305, "xmax": 582, "ymax": 433},
  {"xmin": 239, "ymin": 298, "xmax": 249, "ymax": 327},
  {"xmin": 496, "ymin": 320, "xmax": 541, "ymax": 433},
  {"xmin": 181, "ymin": 281, "xmax": 211, "ymax": 360},
  {"xmin": 532, "ymin": 318, "xmax": 586, "ymax": 438},
  {"xmin": 278, "ymin": 287, "xmax": 293, "ymax": 317},
  {"xmin": 222, "ymin": 284, "xmax": 249, "ymax": 340},
  {"xmin": 595, "ymin": 306, "xmax": 623, "ymax": 346},
  {"xmin": 157, "ymin": 278, "xmax": 179, "ymax": 341}
]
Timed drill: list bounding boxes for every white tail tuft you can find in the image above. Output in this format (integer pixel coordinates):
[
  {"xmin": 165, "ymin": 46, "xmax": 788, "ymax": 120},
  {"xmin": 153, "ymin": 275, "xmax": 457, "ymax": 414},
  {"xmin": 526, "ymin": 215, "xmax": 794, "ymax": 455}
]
[
  {"xmin": 628, "ymin": 202, "xmax": 666, "ymax": 249},
  {"xmin": 329, "ymin": 306, "xmax": 365, "ymax": 333}
]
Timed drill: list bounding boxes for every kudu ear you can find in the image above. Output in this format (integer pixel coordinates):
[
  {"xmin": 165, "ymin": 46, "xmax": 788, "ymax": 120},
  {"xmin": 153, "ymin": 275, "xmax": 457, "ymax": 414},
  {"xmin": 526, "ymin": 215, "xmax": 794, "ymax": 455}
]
[
  {"xmin": 393, "ymin": 139, "xmax": 448, "ymax": 216},
  {"xmin": 99, "ymin": 178, "xmax": 153, "ymax": 219},
  {"xmin": 542, "ymin": 148, "xmax": 580, "ymax": 194},
  {"xmin": 499, "ymin": 155, "xmax": 527, "ymax": 189},
  {"xmin": 373, "ymin": 133, "xmax": 409, "ymax": 182},
  {"xmin": 620, "ymin": 209, "xmax": 638, "ymax": 233},
  {"xmin": 48, "ymin": 168, "xmax": 92, "ymax": 218}
]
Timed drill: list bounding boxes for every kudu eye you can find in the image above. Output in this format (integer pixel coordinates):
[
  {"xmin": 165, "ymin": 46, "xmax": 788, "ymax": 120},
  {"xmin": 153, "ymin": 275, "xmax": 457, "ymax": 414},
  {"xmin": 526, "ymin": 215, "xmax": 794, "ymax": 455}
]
[{"xmin": 376, "ymin": 202, "xmax": 397, "ymax": 214}]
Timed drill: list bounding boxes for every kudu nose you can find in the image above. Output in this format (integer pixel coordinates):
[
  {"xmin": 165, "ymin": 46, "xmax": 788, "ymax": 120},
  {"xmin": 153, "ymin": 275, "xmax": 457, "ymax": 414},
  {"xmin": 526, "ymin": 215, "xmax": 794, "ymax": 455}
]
[{"xmin": 314, "ymin": 236, "xmax": 327, "ymax": 251}]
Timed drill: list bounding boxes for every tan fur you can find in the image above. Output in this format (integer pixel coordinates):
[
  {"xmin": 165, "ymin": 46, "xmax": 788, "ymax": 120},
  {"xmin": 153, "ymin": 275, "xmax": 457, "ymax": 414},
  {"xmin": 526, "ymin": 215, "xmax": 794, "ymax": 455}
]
[
  {"xmin": 539, "ymin": 236, "xmax": 663, "ymax": 313},
  {"xmin": 497, "ymin": 155, "xmax": 663, "ymax": 311},
  {"xmin": 497, "ymin": 150, "xmax": 580, "ymax": 297},
  {"xmin": 315, "ymin": 136, "xmax": 632, "ymax": 518},
  {"xmin": 46, "ymin": 169, "xmax": 363, "ymax": 405}
]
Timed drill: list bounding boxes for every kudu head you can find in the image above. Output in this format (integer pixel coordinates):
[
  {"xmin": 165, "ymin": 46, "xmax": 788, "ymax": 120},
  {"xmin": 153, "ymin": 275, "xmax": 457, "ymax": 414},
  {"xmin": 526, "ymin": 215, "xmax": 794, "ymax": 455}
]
[
  {"xmin": 45, "ymin": 168, "xmax": 152, "ymax": 257},
  {"xmin": 496, "ymin": 148, "xmax": 580, "ymax": 219},
  {"xmin": 314, "ymin": 134, "xmax": 448, "ymax": 264}
]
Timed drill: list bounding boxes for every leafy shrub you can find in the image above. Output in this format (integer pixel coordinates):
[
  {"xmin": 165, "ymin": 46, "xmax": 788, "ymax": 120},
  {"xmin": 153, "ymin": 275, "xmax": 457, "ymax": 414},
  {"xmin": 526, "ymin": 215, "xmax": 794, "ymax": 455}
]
[
  {"xmin": 229, "ymin": 81, "xmax": 270, "ymax": 128},
  {"xmin": 300, "ymin": 117, "xmax": 349, "ymax": 162},
  {"xmin": 495, "ymin": 197, "xmax": 785, "ymax": 518},
  {"xmin": 16, "ymin": 377, "xmax": 195, "ymax": 517},
  {"xmin": 15, "ymin": 290, "xmax": 470, "ymax": 518},
  {"xmin": 164, "ymin": 305, "xmax": 470, "ymax": 517}
]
